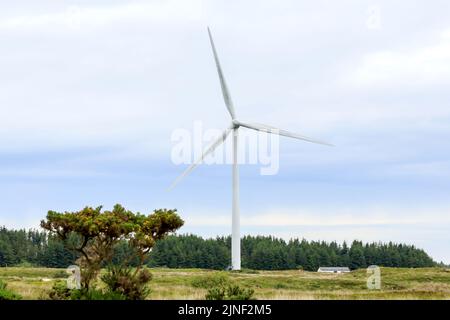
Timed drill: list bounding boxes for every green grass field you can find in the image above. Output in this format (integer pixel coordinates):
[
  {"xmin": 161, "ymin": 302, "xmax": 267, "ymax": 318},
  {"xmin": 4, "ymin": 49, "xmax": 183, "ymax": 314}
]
[{"xmin": 1, "ymin": 267, "xmax": 449, "ymax": 300}]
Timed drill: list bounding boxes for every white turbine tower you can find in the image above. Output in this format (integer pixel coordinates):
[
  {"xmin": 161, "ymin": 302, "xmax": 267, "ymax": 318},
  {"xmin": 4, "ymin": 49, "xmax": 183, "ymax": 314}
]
[{"xmin": 170, "ymin": 27, "xmax": 333, "ymax": 270}]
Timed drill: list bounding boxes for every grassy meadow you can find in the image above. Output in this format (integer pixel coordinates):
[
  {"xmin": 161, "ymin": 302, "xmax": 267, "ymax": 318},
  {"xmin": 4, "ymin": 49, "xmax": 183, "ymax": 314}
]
[{"xmin": 1, "ymin": 267, "xmax": 449, "ymax": 300}]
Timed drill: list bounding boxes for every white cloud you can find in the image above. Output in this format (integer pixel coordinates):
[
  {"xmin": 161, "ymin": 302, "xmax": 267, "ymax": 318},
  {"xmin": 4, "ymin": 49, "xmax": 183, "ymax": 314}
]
[
  {"xmin": 346, "ymin": 28, "xmax": 450, "ymax": 88},
  {"xmin": 0, "ymin": 168, "xmax": 107, "ymax": 178},
  {"xmin": 0, "ymin": 1, "xmax": 203, "ymax": 32},
  {"xmin": 385, "ymin": 161, "xmax": 450, "ymax": 177}
]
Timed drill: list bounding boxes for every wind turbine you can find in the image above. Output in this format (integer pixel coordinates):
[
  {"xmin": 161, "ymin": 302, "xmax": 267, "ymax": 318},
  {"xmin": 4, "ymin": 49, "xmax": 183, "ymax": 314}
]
[{"xmin": 170, "ymin": 27, "xmax": 333, "ymax": 270}]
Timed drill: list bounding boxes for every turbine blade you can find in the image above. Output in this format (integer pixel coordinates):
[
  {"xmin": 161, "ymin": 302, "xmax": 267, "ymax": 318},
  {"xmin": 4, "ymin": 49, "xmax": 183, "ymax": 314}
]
[
  {"xmin": 237, "ymin": 121, "xmax": 334, "ymax": 146},
  {"xmin": 207, "ymin": 27, "xmax": 236, "ymax": 119},
  {"xmin": 168, "ymin": 128, "xmax": 232, "ymax": 190}
]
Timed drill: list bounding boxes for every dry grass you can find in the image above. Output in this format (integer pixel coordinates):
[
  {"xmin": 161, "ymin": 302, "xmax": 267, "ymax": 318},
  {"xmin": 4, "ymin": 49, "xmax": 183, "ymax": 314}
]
[
  {"xmin": 150, "ymin": 285, "xmax": 206, "ymax": 300},
  {"xmin": 1, "ymin": 267, "xmax": 449, "ymax": 300},
  {"xmin": 5, "ymin": 278, "xmax": 55, "ymax": 300}
]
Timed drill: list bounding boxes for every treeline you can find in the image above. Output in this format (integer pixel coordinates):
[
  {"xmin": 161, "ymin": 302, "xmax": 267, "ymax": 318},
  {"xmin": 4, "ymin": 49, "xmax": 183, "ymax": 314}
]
[
  {"xmin": 148, "ymin": 235, "xmax": 436, "ymax": 270},
  {"xmin": 0, "ymin": 227, "xmax": 436, "ymax": 270},
  {"xmin": 0, "ymin": 228, "xmax": 77, "ymax": 268}
]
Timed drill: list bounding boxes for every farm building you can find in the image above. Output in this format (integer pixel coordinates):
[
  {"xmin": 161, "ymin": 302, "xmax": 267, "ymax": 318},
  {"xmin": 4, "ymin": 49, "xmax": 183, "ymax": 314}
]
[{"xmin": 317, "ymin": 267, "xmax": 351, "ymax": 273}]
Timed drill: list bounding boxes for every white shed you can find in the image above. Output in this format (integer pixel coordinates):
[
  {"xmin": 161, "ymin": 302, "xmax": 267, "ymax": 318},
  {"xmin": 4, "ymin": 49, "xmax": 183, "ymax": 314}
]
[{"xmin": 317, "ymin": 267, "xmax": 350, "ymax": 273}]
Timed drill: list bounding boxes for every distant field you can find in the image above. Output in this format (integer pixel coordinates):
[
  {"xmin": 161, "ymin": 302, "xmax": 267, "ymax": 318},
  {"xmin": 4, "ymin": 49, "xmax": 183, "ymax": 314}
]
[{"xmin": 1, "ymin": 267, "xmax": 449, "ymax": 300}]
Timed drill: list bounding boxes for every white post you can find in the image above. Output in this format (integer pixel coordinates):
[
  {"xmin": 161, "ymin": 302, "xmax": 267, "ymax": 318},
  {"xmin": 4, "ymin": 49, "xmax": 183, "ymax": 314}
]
[{"xmin": 232, "ymin": 127, "xmax": 241, "ymax": 270}]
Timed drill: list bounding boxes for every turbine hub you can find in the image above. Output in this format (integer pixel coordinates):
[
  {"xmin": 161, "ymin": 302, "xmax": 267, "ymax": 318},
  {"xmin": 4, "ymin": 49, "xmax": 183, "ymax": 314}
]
[{"xmin": 232, "ymin": 119, "xmax": 240, "ymax": 128}]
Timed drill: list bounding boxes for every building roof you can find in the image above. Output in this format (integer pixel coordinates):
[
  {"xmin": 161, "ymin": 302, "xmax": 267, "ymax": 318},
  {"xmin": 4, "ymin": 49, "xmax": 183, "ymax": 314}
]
[{"xmin": 317, "ymin": 267, "xmax": 350, "ymax": 271}]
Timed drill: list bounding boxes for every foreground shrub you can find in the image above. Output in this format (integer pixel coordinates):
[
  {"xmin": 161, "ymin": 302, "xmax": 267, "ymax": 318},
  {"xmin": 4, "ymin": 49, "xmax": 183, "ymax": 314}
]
[
  {"xmin": 48, "ymin": 281, "xmax": 126, "ymax": 300},
  {"xmin": 41, "ymin": 204, "xmax": 183, "ymax": 290},
  {"xmin": 0, "ymin": 280, "xmax": 22, "ymax": 300},
  {"xmin": 101, "ymin": 265, "xmax": 152, "ymax": 300},
  {"xmin": 48, "ymin": 281, "xmax": 72, "ymax": 300},
  {"xmin": 205, "ymin": 283, "xmax": 255, "ymax": 300},
  {"xmin": 49, "ymin": 265, "xmax": 153, "ymax": 300},
  {"xmin": 70, "ymin": 288, "xmax": 126, "ymax": 300},
  {"xmin": 191, "ymin": 272, "xmax": 230, "ymax": 289}
]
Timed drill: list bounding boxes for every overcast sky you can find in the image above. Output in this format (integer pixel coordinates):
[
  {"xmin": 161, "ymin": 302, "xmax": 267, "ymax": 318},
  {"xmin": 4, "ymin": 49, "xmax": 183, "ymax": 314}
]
[{"xmin": 0, "ymin": 0, "xmax": 449, "ymax": 263}]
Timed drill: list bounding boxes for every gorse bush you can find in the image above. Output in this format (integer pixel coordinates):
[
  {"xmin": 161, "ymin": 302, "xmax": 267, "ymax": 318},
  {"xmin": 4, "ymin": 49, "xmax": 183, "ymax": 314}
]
[
  {"xmin": 48, "ymin": 266, "xmax": 153, "ymax": 300},
  {"xmin": 101, "ymin": 265, "xmax": 152, "ymax": 300},
  {"xmin": 70, "ymin": 288, "xmax": 126, "ymax": 300},
  {"xmin": 190, "ymin": 272, "xmax": 255, "ymax": 300},
  {"xmin": 225, "ymin": 285, "xmax": 255, "ymax": 300},
  {"xmin": 191, "ymin": 272, "xmax": 230, "ymax": 289},
  {"xmin": 40, "ymin": 204, "xmax": 183, "ymax": 294},
  {"xmin": 0, "ymin": 280, "xmax": 22, "ymax": 300},
  {"xmin": 42, "ymin": 204, "xmax": 182, "ymax": 300},
  {"xmin": 48, "ymin": 281, "xmax": 72, "ymax": 300},
  {"xmin": 205, "ymin": 283, "xmax": 254, "ymax": 300},
  {"xmin": 48, "ymin": 280, "xmax": 127, "ymax": 300}
]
